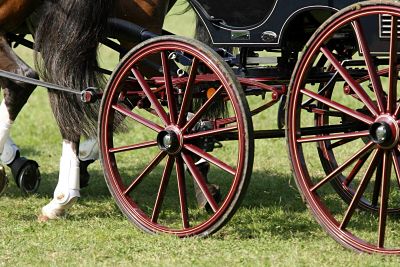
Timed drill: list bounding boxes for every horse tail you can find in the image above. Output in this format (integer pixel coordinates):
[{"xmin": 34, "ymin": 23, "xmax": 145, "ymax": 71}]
[
  {"xmin": 34, "ymin": 0, "xmax": 114, "ymax": 140},
  {"xmin": 194, "ymin": 17, "xmax": 212, "ymax": 46}
]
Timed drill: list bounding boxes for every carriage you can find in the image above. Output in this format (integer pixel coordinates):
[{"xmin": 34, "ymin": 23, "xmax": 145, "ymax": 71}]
[{"xmin": 2, "ymin": 0, "xmax": 400, "ymax": 254}]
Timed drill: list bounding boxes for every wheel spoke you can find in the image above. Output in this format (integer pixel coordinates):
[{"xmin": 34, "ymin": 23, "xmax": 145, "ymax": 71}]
[
  {"xmin": 161, "ymin": 51, "xmax": 178, "ymax": 124},
  {"xmin": 301, "ymin": 88, "xmax": 374, "ymax": 125},
  {"xmin": 343, "ymin": 151, "xmax": 372, "ymax": 186},
  {"xmin": 176, "ymin": 155, "xmax": 190, "ymax": 229},
  {"xmin": 181, "ymin": 152, "xmax": 219, "ymax": 213},
  {"xmin": 340, "ymin": 149, "xmax": 381, "ymax": 229},
  {"xmin": 184, "ymin": 144, "xmax": 236, "ymax": 175},
  {"xmin": 177, "ymin": 57, "xmax": 199, "ymax": 126},
  {"xmin": 131, "ymin": 67, "xmax": 170, "ymax": 125},
  {"xmin": 184, "ymin": 125, "xmax": 238, "ymax": 140},
  {"xmin": 310, "ymin": 141, "xmax": 375, "ymax": 192},
  {"xmin": 123, "ymin": 151, "xmax": 167, "ymax": 195},
  {"xmin": 387, "ymin": 16, "xmax": 398, "ymax": 114},
  {"xmin": 151, "ymin": 156, "xmax": 175, "ymax": 223},
  {"xmin": 353, "ymin": 20, "xmax": 385, "ymax": 113},
  {"xmin": 392, "ymin": 150, "xmax": 400, "ymax": 188},
  {"xmin": 109, "ymin": 140, "xmax": 158, "ymax": 154},
  {"xmin": 372, "ymin": 155, "xmax": 383, "ymax": 207},
  {"xmin": 378, "ymin": 151, "xmax": 392, "ymax": 248},
  {"xmin": 297, "ymin": 130, "xmax": 369, "ymax": 143},
  {"xmin": 320, "ymin": 46, "xmax": 379, "ymax": 117},
  {"xmin": 182, "ymin": 85, "xmax": 224, "ymax": 133},
  {"xmin": 394, "ymin": 104, "xmax": 400, "ymax": 119},
  {"xmin": 112, "ymin": 104, "xmax": 163, "ymax": 132},
  {"xmin": 328, "ymin": 138, "xmax": 359, "ymax": 150}
]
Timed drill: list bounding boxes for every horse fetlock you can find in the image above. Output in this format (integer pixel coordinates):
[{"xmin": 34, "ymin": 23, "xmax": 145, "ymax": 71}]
[
  {"xmin": 79, "ymin": 138, "xmax": 99, "ymax": 162},
  {"xmin": 52, "ymin": 152, "xmax": 81, "ymax": 205},
  {"xmin": 52, "ymin": 188, "xmax": 80, "ymax": 206},
  {"xmin": 78, "ymin": 138, "xmax": 98, "ymax": 188},
  {"xmin": 79, "ymin": 159, "xmax": 94, "ymax": 188},
  {"xmin": 1, "ymin": 137, "xmax": 18, "ymax": 165}
]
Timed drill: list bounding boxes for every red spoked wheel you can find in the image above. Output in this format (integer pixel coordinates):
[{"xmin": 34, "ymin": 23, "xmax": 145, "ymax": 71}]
[
  {"xmin": 99, "ymin": 36, "xmax": 253, "ymax": 237},
  {"xmin": 286, "ymin": 2, "xmax": 400, "ymax": 253}
]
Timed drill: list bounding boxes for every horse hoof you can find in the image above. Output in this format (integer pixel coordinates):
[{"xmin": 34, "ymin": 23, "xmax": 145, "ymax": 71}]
[
  {"xmin": 41, "ymin": 197, "xmax": 78, "ymax": 220},
  {"xmin": 205, "ymin": 184, "xmax": 221, "ymax": 213},
  {"xmin": 41, "ymin": 201, "xmax": 67, "ymax": 220},
  {"xmin": 37, "ymin": 214, "xmax": 50, "ymax": 223},
  {"xmin": 9, "ymin": 157, "xmax": 41, "ymax": 195},
  {"xmin": 0, "ymin": 165, "xmax": 8, "ymax": 196},
  {"xmin": 196, "ymin": 183, "xmax": 221, "ymax": 213}
]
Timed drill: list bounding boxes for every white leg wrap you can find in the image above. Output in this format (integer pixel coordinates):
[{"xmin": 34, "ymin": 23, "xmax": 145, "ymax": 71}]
[
  {"xmin": 1, "ymin": 138, "xmax": 18, "ymax": 165},
  {"xmin": 79, "ymin": 138, "xmax": 99, "ymax": 161},
  {"xmin": 0, "ymin": 101, "xmax": 12, "ymax": 153},
  {"xmin": 42, "ymin": 141, "xmax": 80, "ymax": 219}
]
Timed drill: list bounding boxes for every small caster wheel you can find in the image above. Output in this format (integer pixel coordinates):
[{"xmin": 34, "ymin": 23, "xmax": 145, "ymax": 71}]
[
  {"xmin": 0, "ymin": 165, "xmax": 8, "ymax": 196},
  {"xmin": 9, "ymin": 156, "xmax": 41, "ymax": 195}
]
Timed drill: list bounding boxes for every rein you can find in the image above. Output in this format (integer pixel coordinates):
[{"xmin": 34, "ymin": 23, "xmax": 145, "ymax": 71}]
[{"xmin": 0, "ymin": 69, "xmax": 99, "ymax": 103}]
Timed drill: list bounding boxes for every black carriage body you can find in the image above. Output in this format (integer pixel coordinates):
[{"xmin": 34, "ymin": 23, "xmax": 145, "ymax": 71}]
[{"xmin": 190, "ymin": 0, "xmax": 391, "ymax": 54}]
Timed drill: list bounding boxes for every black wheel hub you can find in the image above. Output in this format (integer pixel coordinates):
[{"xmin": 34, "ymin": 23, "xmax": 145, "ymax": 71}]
[
  {"xmin": 157, "ymin": 129, "xmax": 182, "ymax": 154},
  {"xmin": 369, "ymin": 116, "xmax": 399, "ymax": 149},
  {"xmin": 370, "ymin": 122, "xmax": 392, "ymax": 145}
]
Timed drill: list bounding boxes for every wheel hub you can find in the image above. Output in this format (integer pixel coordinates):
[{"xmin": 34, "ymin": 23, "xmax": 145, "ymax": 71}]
[
  {"xmin": 157, "ymin": 127, "xmax": 183, "ymax": 154},
  {"xmin": 369, "ymin": 116, "xmax": 399, "ymax": 149}
]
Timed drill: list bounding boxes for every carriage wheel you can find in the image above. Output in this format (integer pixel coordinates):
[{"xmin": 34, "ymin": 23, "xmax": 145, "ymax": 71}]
[
  {"xmin": 99, "ymin": 36, "xmax": 253, "ymax": 236},
  {"xmin": 286, "ymin": 2, "xmax": 400, "ymax": 253}
]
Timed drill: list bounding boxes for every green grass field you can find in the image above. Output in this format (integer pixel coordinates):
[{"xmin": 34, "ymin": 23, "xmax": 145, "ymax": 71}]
[{"xmin": 2, "ymin": 1, "xmax": 400, "ymax": 266}]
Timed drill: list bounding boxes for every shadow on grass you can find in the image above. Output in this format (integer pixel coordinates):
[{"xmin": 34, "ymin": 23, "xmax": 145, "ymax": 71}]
[
  {"xmin": 2, "ymin": 161, "xmax": 386, "ymax": 242},
  {"xmin": 15, "ymin": 164, "xmax": 317, "ymax": 238}
]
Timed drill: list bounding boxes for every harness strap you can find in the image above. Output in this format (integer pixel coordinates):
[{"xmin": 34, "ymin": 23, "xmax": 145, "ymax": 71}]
[{"xmin": 0, "ymin": 69, "xmax": 100, "ymax": 103}]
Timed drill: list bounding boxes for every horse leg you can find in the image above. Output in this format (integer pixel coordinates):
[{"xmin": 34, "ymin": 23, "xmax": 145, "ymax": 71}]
[
  {"xmin": 78, "ymin": 138, "xmax": 99, "ymax": 188},
  {"xmin": 76, "ymin": 0, "xmax": 178, "ymax": 189},
  {"xmin": 0, "ymin": 34, "xmax": 41, "ymax": 194},
  {"xmin": 41, "ymin": 139, "xmax": 80, "ymax": 219}
]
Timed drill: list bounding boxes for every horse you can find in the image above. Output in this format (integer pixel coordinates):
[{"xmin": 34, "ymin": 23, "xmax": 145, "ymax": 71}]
[{"xmin": 0, "ymin": 0, "xmax": 185, "ymax": 219}]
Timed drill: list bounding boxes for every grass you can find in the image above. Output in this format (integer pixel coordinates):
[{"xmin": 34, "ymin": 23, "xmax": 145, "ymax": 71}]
[{"xmin": 1, "ymin": 1, "xmax": 400, "ymax": 266}]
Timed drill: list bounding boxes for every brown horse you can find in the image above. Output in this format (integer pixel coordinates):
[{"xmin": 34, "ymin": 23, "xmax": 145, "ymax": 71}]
[{"xmin": 0, "ymin": 0, "xmax": 180, "ymax": 219}]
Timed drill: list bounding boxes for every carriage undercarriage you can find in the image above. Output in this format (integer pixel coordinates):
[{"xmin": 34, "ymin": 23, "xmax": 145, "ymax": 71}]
[{"xmin": 2, "ymin": 0, "xmax": 400, "ymax": 254}]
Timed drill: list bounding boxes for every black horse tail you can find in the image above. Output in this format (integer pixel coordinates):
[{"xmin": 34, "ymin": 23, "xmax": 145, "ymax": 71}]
[
  {"xmin": 34, "ymin": 0, "xmax": 113, "ymax": 140},
  {"xmin": 194, "ymin": 17, "xmax": 212, "ymax": 46}
]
